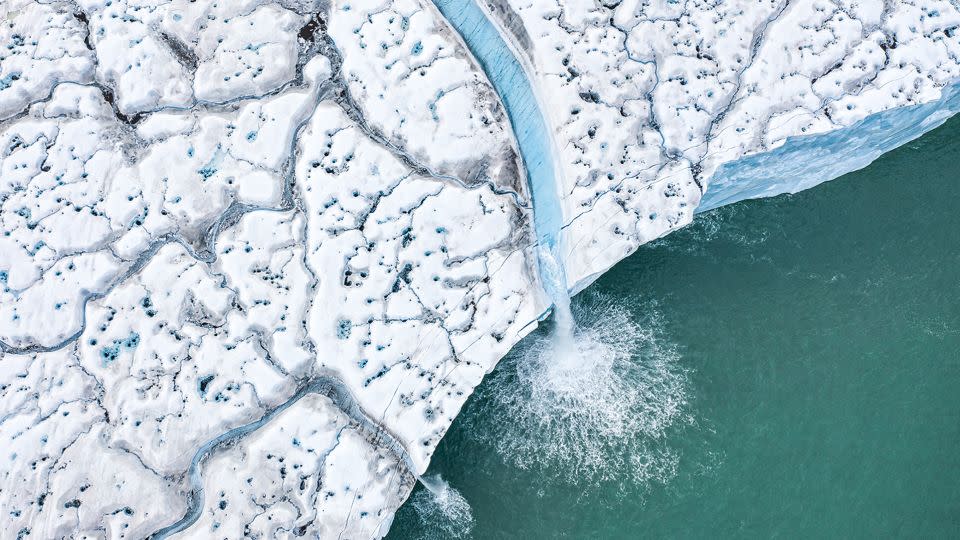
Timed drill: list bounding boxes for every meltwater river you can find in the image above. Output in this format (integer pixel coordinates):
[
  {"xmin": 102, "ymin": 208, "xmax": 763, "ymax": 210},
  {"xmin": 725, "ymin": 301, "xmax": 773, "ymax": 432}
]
[{"xmin": 430, "ymin": 0, "xmax": 562, "ymax": 248}]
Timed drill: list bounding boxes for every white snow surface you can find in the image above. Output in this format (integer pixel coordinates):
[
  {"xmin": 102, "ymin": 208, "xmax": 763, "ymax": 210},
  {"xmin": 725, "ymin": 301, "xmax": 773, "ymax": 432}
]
[
  {"xmin": 1, "ymin": 0, "xmax": 959, "ymax": 537},
  {"xmin": 480, "ymin": 0, "xmax": 960, "ymax": 292}
]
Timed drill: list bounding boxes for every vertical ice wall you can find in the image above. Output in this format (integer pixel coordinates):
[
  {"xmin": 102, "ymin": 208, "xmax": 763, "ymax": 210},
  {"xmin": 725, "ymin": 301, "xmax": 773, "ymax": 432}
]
[{"xmin": 700, "ymin": 81, "xmax": 960, "ymax": 210}]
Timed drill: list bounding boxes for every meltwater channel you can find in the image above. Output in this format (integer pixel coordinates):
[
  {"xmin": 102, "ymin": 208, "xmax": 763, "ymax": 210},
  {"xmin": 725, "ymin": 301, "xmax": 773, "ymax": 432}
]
[{"xmin": 428, "ymin": 0, "xmax": 575, "ymax": 313}]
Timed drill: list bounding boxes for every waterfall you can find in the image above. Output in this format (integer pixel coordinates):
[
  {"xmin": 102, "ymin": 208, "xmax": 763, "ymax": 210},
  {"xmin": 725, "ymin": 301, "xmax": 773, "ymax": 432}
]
[
  {"xmin": 411, "ymin": 474, "xmax": 474, "ymax": 538},
  {"xmin": 537, "ymin": 244, "xmax": 576, "ymax": 354}
]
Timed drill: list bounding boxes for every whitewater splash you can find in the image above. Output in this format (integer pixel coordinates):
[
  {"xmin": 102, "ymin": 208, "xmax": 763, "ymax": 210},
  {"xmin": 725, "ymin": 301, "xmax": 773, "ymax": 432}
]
[
  {"xmin": 409, "ymin": 474, "xmax": 475, "ymax": 539},
  {"xmin": 466, "ymin": 290, "xmax": 691, "ymax": 491}
]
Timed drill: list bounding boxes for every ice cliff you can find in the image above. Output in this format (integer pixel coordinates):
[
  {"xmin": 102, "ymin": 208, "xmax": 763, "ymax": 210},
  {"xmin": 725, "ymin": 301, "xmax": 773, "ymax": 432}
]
[{"xmin": 1, "ymin": 0, "xmax": 959, "ymax": 537}]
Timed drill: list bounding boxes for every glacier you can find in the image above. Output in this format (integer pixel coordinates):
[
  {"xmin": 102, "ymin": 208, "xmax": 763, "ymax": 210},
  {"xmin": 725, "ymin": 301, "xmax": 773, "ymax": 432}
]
[{"xmin": 2, "ymin": 0, "xmax": 960, "ymax": 538}]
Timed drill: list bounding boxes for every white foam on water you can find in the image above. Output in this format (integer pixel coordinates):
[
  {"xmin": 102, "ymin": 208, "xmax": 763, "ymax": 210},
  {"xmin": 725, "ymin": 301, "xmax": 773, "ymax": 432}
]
[
  {"xmin": 409, "ymin": 474, "xmax": 475, "ymax": 539},
  {"xmin": 467, "ymin": 291, "xmax": 691, "ymax": 491}
]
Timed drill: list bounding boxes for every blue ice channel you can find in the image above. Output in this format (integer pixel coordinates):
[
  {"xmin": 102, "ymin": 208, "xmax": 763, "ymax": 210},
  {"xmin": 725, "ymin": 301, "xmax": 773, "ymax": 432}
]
[{"xmin": 431, "ymin": 0, "xmax": 570, "ymax": 304}]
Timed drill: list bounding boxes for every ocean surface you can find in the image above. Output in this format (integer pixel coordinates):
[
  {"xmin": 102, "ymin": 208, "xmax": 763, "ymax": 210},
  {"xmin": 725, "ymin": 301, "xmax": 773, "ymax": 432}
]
[{"xmin": 387, "ymin": 113, "xmax": 960, "ymax": 538}]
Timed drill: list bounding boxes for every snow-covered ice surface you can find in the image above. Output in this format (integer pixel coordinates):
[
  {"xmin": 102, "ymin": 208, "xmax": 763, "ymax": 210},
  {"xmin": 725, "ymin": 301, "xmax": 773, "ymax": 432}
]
[
  {"xmin": 2, "ymin": 0, "xmax": 960, "ymax": 537},
  {"xmin": 477, "ymin": 0, "xmax": 960, "ymax": 293},
  {"xmin": 1, "ymin": 1, "xmax": 544, "ymax": 537}
]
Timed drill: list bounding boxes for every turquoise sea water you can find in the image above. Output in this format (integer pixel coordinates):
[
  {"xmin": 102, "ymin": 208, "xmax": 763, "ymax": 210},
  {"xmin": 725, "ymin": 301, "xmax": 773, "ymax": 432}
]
[{"xmin": 388, "ymin": 113, "xmax": 960, "ymax": 538}]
